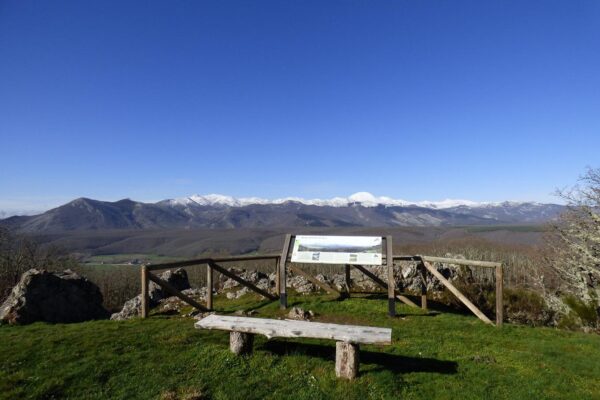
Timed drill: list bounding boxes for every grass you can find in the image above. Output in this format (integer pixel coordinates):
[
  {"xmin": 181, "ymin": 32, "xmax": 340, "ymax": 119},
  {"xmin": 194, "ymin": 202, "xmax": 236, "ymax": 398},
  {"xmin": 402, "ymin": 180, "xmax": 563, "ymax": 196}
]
[
  {"xmin": 82, "ymin": 253, "xmax": 184, "ymax": 267},
  {"xmin": 1, "ymin": 294, "xmax": 599, "ymax": 400}
]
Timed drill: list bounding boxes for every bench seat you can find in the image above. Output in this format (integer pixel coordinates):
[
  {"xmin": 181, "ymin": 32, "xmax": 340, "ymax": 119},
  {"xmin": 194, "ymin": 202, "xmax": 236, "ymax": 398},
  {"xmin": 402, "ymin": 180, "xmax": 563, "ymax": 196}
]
[{"xmin": 195, "ymin": 314, "xmax": 392, "ymax": 379}]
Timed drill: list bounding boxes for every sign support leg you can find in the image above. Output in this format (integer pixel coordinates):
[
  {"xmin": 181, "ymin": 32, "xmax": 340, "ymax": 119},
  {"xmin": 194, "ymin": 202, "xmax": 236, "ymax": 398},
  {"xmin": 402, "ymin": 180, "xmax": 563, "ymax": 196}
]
[{"xmin": 386, "ymin": 236, "xmax": 395, "ymax": 317}]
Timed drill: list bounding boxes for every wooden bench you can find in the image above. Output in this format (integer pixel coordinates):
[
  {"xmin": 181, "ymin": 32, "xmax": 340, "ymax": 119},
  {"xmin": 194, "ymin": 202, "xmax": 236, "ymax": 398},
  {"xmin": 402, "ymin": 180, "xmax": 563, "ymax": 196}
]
[{"xmin": 195, "ymin": 314, "xmax": 392, "ymax": 379}]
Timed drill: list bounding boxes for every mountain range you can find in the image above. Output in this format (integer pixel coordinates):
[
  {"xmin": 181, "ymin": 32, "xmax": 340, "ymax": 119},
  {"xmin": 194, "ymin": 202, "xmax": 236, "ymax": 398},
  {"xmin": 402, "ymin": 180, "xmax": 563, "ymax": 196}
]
[{"xmin": 0, "ymin": 193, "xmax": 564, "ymax": 233}]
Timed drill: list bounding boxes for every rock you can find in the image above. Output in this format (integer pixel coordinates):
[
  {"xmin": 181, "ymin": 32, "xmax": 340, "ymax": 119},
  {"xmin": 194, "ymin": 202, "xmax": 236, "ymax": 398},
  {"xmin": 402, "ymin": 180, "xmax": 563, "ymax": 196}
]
[
  {"xmin": 223, "ymin": 270, "xmax": 271, "ymax": 291},
  {"xmin": 111, "ymin": 268, "xmax": 191, "ymax": 320},
  {"xmin": 268, "ymin": 272, "xmax": 277, "ymax": 287},
  {"xmin": 181, "ymin": 287, "xmax": 208, "ymax": 301},
  {"xmin": 243, "ymin": 270, "xmax": 268, "ymax": 283},
  {"xmin": 255, "ymin": 278, "xmax": 270, "ymax": 291},
  {"xmin": 193, "ymin": 311, "xmax": 216, "ymax": 320},
  {"xmin": 287, "ymin": 275, "xmax": 315, "ymax": 294},
  {"xmin": 349, "ymin": 265, "xmax": 387, "ymax": 291},
  {"xmin": 234, "ymin": 309, "xmax": 258, "ymax": 316},
  {"xmin": 154, "ymin": 288, "xmax": 207, "ymax": 315},
  {"xmin": 0, "ymin": 269, "xmax": 109, "ymax": 325},
  {"xmin": 347, "ymin": 257, "xmax": 476, "ymax": 294},
  {"xmin": 156, "ymin": 296, "xmax": 182, "ymax": 314},
  {"xmin": 287, "ymin": 306, "xmax": 314, "ymax": 320},
  {"xmin": 148, "ymin": 268, "xmax": 191, "ymax": 302},
  {"xmin": 226, "ymin": 286, "xmax": 250, "ymax": 299},
  {"xmin": 110, "ymin": 294, "xmax": 143, "ymax": 321},
  {"xmin": 223, "ymin": 278, "xmax": 240, "ymax": 290},
  {"xmin": 331, "ymin": 273, "xmax": 348, "ymax": 292},
  {"xmin": 220, "ymin": 268, "xmax": 245, "ymax": 289}
]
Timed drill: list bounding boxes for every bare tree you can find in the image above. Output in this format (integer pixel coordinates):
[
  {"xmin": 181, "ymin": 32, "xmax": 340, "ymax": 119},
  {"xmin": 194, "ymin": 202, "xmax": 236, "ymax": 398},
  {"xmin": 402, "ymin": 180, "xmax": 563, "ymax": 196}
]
[
  {"xmin": 0, "ymin": 227, "xmax": 77, "ymax": 301},
  {"xmin": 548, "ymin": 167, "xmax": 600, "ymax": 302}
]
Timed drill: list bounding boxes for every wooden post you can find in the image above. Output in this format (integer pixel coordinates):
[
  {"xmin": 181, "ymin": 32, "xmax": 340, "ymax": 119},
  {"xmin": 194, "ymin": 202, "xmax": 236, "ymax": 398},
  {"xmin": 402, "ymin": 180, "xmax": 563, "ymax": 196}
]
[
  {"xmin": 279, "ymin": 234, "xmax": 293, "ymax": 309},
  {"xmin": 275, "ymin": 257, "xmax": 280, "ymax": 295},
  {"xmin": 207, "ymin": 263, "xmax": 213, "ymax": 310},
  {"xmin": 230, "ymin": 331, "xmax": 254, "ymax": 355},
  {"xmin": 335, "ymin": 342, "xmax": 359, "ymax": 379},
  {"xmin": 419, "ymin": 262, "xmax": 427, "ymax": 310},
  {"xmin": 141, "ymin": 265, "xmax": 149, "ymax": 318},
  {"xmin": 386, "ymin": 236, "xmax": 395, "ymax": 317},
  {"xmin": 496, "ymin": 264, "xmax": 503, "ymax": 327},
  {"xmin": 345, "ymin": 264, "xmax": 351, "ymax": 295}
]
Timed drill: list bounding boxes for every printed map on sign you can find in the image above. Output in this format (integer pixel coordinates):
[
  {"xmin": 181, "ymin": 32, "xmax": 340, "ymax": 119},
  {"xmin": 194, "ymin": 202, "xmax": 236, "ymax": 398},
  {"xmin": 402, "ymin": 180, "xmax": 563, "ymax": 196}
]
[{"xmin": 291, "ymin": 235, "xmax": 382, "ymax": 265}]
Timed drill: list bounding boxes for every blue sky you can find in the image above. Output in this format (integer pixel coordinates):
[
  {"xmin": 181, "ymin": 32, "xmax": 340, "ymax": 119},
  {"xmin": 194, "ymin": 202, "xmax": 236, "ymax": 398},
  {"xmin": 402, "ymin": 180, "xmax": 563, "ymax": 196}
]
[{"xmin": 1, "ymin": 1, "xmax": 599, "ymax": 213}]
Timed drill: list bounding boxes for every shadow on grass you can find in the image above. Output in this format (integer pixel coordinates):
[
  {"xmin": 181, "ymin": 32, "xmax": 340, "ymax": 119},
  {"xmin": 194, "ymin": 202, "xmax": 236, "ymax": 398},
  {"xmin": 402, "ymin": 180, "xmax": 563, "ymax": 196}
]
[
  {"xmin": 221, "ymin": 299, "xmax": 276, "ymax": 313},
  {"xmin": 359, "ymin": 293, "xmax": 480, "ymax": 318},
  {"xmin": 260, "ymin": 340, "xmax": 458, "ymax": 375}
]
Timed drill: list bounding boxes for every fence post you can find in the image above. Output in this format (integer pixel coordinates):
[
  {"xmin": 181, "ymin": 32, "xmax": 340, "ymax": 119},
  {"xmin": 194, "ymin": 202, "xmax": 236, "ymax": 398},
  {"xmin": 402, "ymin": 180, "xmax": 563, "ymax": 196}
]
[
  {"xmin": 345, "ymin": 264, "xmax": 351, "ymax": 296},
  {"xmin": 279, "ymin": 234, "xmax": 292, "ymax": 309},
  {"xmin": 207, "ymin": 263, "xmax": 213, "ymax": 310},
  {"xmin": 141, "ymin": 265, "xmax": 149, "ymax": 318},
  {"xmin": 386, "ymin": 236, "xmax": 396, "ymax": 317},
  {"xmin": 275, "ymin": 257, "xmax": 280, "ymax": 295},
  {"xmin": 419, "ymin": 262, "xmax": 428, "ymax": 310},
  {"xmin": 496, "ymin": 264, "xmax": 503, "ymax": 327}
]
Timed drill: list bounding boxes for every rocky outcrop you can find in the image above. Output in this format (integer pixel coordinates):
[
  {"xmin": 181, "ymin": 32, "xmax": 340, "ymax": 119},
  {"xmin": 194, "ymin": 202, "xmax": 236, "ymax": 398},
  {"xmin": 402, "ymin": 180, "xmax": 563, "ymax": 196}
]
[
  {"xmin": 155, "ymin": 288, "xmax": 207, "ymax": 315},
  {"xmin": 216, "ymin": 260, "xmax": 474, "ymax": 299},
  {"xmin": 149, "ymin": 268, "xmax": 191, "ymax": 302},
  {"xmin": 110, "ymin": 268, "xmax": 191, "ymax": 320},
  {"xmin": 0, "ymin": 269, "xmax": 109, "ymax": 325},
  {"xmin": 110, "ymin": 294, "xmax": 144, "ymax": 321}
]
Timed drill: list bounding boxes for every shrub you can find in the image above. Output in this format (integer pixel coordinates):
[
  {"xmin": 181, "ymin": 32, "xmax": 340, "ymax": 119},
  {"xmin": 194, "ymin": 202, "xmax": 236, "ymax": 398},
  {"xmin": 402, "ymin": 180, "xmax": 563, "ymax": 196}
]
[
  {"xmin": 560, "ymin": 295, "xmax": 599, "ymax": 330},
  {"xmin": 504, "ymin": 288, "xmax": 555, "ymax": 326}
]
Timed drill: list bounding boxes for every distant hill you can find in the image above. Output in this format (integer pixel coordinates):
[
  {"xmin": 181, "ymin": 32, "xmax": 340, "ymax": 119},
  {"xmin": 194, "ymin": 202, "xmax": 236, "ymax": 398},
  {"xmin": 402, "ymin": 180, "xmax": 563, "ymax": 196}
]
[{"xmin": 0, "ymin": 193, "xmax": 564, "ymax": 233}]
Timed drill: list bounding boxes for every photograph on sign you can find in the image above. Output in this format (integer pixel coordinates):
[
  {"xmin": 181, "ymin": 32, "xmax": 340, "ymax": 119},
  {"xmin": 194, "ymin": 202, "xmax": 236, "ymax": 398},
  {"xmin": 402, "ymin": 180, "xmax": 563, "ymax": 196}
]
[{"xmin": 291, "ymin": 235, "xmax": 382, "ymax": 265}]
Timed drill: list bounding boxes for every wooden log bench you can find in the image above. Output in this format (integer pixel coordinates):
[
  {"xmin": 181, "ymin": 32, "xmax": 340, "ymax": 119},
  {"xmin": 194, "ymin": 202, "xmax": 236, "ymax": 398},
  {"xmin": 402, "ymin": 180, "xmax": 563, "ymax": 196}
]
[{"xmin": 195, "ymin": 314, "xmax": 392, "ymax": 379}]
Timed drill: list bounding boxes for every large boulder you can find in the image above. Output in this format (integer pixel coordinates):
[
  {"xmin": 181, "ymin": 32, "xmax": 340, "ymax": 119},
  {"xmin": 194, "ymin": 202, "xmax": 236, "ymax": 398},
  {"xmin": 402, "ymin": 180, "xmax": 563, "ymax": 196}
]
[
  {"xmin": 0, "ymin": 269, "xmax": 109, "ymax": 325},
  {"xmin": 110, "ymin": 268, "xmax": 191, "ymax": 320},
  {"xmin": 148, "ymin": 268, "xmax": 191, "ymax": 303}
]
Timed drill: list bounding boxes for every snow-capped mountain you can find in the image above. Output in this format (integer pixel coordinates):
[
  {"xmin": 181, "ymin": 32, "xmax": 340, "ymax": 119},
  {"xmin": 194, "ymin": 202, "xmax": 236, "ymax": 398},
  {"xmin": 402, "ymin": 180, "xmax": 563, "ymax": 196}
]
[
  {"xmin": 165, "ymin": 192, "xmax": 502, "ymax": 209},
  {"xmin": 0, "ymin": 192, "xmax": 564, "ymax": 233}
]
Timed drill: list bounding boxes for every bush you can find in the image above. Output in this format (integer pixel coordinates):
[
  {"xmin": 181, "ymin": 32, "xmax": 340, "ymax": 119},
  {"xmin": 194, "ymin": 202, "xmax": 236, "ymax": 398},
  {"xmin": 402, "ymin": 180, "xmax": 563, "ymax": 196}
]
[
  {"xmin": 559, "ymin": 295, "xmax": 600, "ymax": 330},
  {"xmin": 504, "ymin": 288, "xmax": 555, "ymax": 326},
  {"xmin": 433, "ymin": 278, "xmax": 555, "ymax": 327}
]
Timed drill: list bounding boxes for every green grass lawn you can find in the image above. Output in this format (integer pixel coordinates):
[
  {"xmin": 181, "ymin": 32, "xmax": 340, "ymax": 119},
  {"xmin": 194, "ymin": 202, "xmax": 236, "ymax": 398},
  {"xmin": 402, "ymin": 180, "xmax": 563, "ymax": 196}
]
[{"xmin": 1, "ymin": 294, "xmax": 599, "ymax": 400}]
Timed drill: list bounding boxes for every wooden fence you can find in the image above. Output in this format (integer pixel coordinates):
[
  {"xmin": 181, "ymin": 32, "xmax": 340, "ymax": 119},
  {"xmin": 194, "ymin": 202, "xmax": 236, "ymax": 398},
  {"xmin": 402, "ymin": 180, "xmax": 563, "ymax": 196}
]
[{"xmin": 142, "ymin": 253, "xmax": 504, "ymax": 326}]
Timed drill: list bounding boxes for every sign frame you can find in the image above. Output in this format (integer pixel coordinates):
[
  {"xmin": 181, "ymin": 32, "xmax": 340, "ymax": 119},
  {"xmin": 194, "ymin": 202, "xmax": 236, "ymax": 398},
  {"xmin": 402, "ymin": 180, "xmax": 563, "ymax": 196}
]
[
  {"xmin": 278, "ymin": 234, "xmax": 396, "ymax": 317},
  {"xmin": 290, "ymin": 235, "xmax": 383, "ymax": 266}
]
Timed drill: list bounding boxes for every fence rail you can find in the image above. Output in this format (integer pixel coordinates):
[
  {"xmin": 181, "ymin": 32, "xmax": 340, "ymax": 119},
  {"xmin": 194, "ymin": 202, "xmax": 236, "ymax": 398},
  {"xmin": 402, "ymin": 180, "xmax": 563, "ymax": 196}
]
[{"xmin": 142, "ymin": 252, "xmax": 504, "ymax": 326}]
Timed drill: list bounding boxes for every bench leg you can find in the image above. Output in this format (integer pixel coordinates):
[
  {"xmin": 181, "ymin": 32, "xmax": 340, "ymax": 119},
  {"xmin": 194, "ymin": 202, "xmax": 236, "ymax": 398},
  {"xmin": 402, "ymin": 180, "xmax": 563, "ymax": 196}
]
[
  {"xmin": 335, "ymin": 342, "xmax": 359, "ymax": 379},
  {"xmin": 230, "ymin": 331, "xmax": 254, "ymax": 355}
]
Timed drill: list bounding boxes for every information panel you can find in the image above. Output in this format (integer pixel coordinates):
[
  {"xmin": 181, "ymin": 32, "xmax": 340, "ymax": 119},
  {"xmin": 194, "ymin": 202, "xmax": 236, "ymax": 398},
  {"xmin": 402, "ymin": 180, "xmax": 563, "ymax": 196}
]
[{"xmin": 291, "ymin": 235, "xmax": 382, "ymax": 265}]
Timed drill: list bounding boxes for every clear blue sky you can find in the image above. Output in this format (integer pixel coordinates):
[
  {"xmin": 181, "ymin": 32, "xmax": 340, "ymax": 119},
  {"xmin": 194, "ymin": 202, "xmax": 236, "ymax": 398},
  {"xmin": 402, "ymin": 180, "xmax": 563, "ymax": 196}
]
[{"xmin": 1, "ymin": 1, "xmax": 599, "ymax": 212}]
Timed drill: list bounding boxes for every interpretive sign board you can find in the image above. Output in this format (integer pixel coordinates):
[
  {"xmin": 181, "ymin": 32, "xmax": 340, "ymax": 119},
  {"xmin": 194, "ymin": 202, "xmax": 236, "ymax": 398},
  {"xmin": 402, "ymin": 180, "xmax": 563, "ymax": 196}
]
[{"xmin": 291, "ymin": 235, "xmax": 382, "ymax": 265}]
